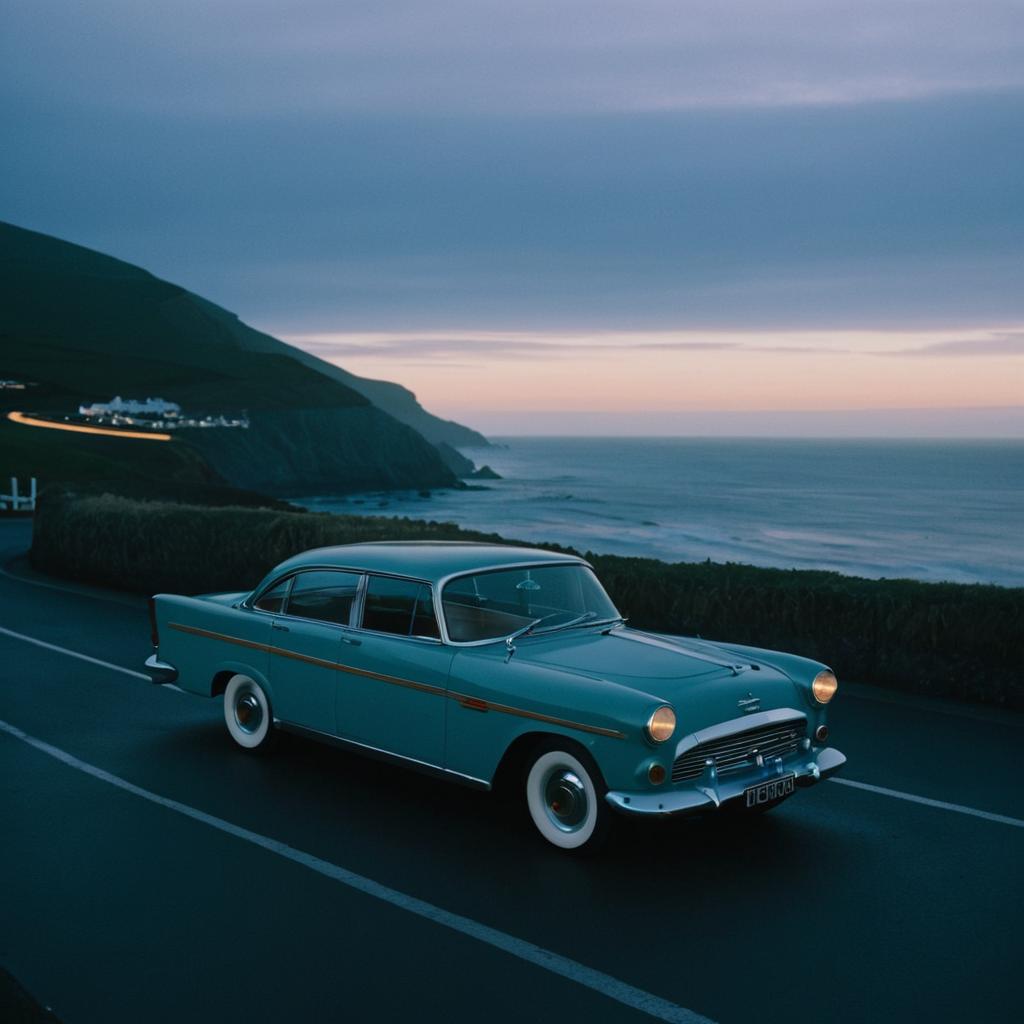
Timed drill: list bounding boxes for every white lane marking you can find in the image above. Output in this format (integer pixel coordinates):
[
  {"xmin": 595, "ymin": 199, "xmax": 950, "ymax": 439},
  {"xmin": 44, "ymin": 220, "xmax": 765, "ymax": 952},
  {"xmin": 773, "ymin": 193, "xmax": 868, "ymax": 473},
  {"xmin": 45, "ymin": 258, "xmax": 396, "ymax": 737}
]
[
  {"xmin": 0, "ymin": 720, "xmax": 713, "ymax": 1024},
  {"xmin": 0, "ymin": 625, "xmax": 150, "ymax": 682},
  {"xmin": 829, "ymin": 777, "xmax": 1024, "ymax": 829}
]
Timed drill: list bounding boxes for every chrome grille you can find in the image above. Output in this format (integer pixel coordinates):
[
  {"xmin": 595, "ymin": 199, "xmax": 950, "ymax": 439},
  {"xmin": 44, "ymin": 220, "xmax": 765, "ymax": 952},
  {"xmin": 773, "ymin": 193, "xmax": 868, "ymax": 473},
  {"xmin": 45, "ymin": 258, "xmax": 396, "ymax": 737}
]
[{"xmin": 672, "ymin": 719, "xmax": 806, "ymax": 783}]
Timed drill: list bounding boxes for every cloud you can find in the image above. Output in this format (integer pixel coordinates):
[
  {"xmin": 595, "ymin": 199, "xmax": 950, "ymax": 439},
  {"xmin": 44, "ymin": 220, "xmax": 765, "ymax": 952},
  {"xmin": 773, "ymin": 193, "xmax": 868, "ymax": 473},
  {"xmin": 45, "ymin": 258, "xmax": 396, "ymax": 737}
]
[
  {"xmin": 286, "ymin": 332, "xmax": 856, "ymax": 362},
  {"xmin": 287, "ymin": 329, "xmax": 1024, "ymax": 365},
  {"xmin": 291, "ymin": 333, "xmax": 758, "ymax": 362},
  {"xmin": 880, "ymin": 331, "xmax": 1024, "ymax": 357}
]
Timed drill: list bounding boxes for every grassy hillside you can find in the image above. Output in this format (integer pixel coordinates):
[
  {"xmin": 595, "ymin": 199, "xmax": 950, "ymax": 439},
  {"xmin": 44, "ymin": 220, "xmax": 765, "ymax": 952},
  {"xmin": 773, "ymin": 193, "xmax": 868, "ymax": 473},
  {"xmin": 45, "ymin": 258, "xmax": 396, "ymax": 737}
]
[
  {"xmin": 0, "ymin": 221, "xmax": 464, "ymax": 494},
  {"xmin": 31, "ymin": 490, "xmax": 1024, "ymax": 709},
  {"xmin": 0, "ymin": 220, "xmax": 486, "ymax": 443}
]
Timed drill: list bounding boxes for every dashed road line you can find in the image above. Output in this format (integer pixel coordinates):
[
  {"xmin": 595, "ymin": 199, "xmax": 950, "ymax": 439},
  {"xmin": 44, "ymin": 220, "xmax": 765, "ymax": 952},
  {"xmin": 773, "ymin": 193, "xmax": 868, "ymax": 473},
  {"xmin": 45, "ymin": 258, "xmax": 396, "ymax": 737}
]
[
  {"xmin": 829, "ymin": 776, "xmax": 1024, "ymax": 829},
  {"xmin": 0, "ymin": 625, "xmax": 150, "ymax": 681}
]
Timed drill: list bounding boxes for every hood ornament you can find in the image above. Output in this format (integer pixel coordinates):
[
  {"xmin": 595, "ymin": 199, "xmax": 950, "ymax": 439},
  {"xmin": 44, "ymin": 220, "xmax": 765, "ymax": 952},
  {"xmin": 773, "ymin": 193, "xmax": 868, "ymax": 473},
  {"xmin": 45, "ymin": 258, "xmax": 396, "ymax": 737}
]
[{"xmin": 737, "ymin": 693, "xmax": 761, "ymax": 713}]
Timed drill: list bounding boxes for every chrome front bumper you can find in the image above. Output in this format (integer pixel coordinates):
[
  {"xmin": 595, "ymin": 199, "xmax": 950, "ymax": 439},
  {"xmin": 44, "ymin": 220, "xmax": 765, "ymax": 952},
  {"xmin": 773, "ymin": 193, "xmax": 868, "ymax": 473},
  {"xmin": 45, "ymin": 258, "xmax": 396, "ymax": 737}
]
[
  {"xmin": 605, "ymin": 746, "xmax": 846, "ymax": 817},
  {"xmin": 144, "ymin": 653, "xmax": 179, "ymax": 685}
]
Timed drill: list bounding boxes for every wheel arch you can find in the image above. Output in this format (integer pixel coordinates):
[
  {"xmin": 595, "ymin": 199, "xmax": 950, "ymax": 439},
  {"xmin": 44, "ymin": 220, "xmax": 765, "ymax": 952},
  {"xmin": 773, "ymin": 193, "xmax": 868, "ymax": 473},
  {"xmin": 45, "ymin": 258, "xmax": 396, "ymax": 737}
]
[
  {"xmin": 491, "ymin": 729, "xmax": 607, "ymax": 795},
  {"xmin": 209, "ymin": 662, "xmax": 274, "ymax": 703}
]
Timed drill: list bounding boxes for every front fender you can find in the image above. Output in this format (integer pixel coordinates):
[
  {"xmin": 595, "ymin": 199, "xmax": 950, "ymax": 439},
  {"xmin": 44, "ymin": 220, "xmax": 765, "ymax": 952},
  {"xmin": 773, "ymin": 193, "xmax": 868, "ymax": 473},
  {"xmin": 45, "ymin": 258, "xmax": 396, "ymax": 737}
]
[{"xmin": 445, "ymin": 645, "xmax": 659, "ymax": 789}]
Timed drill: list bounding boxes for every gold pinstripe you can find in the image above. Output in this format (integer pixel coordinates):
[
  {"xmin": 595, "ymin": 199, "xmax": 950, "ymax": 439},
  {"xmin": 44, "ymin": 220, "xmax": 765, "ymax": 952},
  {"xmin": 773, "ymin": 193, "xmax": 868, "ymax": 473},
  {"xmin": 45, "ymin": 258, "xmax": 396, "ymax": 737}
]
[{"xmin": 168, "ymin": 621, "xmax": 625, "ymax": 739}]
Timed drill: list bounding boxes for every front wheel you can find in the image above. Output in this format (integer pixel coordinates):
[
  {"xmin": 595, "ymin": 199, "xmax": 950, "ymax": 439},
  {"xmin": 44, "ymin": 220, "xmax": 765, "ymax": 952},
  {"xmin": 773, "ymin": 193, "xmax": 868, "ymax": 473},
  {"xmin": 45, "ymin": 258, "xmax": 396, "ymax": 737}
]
[
  {"xmin": 525, "ymin": 744, "xmax": 610, "ymax": 853},
  {"xmin": 223, "ymin": 674, "xmax": 275, "ymax": 752}
]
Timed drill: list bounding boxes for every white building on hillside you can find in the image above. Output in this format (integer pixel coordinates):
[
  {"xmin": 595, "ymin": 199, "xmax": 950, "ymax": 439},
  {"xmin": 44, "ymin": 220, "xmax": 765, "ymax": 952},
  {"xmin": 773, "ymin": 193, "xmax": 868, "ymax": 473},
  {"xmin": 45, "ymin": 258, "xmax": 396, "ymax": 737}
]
[{"xmin": 79, "ymin": 396, "xmax": 181, "ymax": 418}]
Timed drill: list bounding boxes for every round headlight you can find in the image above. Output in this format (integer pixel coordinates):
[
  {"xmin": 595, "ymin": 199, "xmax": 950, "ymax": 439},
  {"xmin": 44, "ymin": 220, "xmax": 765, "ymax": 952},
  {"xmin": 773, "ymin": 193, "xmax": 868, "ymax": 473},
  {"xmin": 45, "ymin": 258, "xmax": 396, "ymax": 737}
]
[
  {"xmin": 646, "ymin": 705, "xmax": 676, "ymax": 743},
  {"xmin": 811, "ymin": 670, "xmax": 838, "ymax": 704}
]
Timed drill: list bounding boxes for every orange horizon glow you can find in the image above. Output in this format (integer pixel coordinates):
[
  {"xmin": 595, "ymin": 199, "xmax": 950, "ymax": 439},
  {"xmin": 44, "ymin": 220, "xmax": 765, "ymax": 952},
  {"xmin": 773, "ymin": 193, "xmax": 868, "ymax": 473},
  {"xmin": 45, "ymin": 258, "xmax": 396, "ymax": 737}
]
[
  {"xmin": 282, "ymin": 327, "xmax": 1024, "ymax": 422},
  {"xmin": 7, "ymin": 411, "xmax": 174, "ymax": 442}
]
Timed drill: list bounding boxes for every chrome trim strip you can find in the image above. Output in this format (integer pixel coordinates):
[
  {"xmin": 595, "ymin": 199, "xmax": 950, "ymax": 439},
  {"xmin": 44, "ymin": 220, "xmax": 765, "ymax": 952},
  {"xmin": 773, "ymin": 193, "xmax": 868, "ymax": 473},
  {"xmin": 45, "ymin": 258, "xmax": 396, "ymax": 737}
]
[
  {"xmin": 167, "ymin": 622, "xmax": 623, "ymax": 740},
  {"xmin": 613, "ymin": 629, "xmax": 751, "ymax": 675},
  {"xmin": 275, "ymin": 721, "xmax": 492, "ymax": 791},
  {"xmin": 144, "ymin": 653, "xmax": 179, "ymax": 685}
]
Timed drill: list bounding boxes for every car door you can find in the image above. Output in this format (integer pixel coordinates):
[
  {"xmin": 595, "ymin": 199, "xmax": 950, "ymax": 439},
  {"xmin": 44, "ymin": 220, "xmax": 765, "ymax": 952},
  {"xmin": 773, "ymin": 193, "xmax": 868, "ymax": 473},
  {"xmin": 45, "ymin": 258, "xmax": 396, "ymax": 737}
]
[
  {"xmin": 267, "ymin": 569, "xmax": 361, "ymax": 733},
  {"xmin": 334, "ymin": 574, "xmax": 452, "ymax": 768}
]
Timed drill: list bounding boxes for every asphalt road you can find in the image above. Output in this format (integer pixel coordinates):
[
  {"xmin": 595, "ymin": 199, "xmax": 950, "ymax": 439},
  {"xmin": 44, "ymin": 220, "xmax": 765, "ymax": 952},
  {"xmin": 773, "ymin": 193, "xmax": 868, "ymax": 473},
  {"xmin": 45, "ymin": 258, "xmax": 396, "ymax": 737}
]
[{"xmin": 1, "ymin": 518, "xmax": 1022, "ymax": 1023}]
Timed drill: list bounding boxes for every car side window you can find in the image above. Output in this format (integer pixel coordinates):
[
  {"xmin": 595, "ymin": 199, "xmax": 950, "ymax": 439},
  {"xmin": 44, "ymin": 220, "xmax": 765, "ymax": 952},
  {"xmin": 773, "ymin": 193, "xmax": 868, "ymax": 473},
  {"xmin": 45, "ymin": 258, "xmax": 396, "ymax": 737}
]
[
  {"xmin": 253, "ymin": 577, "xmax": 292, "ymax": 613},
  {"xmin": 286, "ymin": 570, "xmax": 362, "ymax": 626},
  {"xmin": 361, "ymin": 576, "xmax": 440, "ymax": 639}
]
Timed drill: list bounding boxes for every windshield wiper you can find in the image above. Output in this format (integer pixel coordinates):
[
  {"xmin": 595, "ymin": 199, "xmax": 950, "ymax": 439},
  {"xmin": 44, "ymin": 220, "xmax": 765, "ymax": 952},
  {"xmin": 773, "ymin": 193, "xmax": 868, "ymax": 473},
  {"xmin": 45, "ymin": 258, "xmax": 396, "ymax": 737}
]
[
  {"xmin": 505, "ymin": 612, "xmax": 622, "ymax": 660},
  {"xmin": 504, "ymin": 616, "xmax": 545, "ymax": 661},
  {"xmin": 533, "ymin": 610, "xmax": 599, "ymax": 634}
]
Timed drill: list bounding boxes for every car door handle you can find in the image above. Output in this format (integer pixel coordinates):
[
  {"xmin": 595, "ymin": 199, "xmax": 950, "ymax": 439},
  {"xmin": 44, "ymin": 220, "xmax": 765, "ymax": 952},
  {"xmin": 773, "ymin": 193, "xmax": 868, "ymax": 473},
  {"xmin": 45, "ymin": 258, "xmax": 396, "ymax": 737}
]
[
  {"xmin": 340, "ymin": 634, "xmax": 361, "ymax": 646},
  {"xmin": 271, "ymin": 621, "xmax": 290, "ymax": 632}
]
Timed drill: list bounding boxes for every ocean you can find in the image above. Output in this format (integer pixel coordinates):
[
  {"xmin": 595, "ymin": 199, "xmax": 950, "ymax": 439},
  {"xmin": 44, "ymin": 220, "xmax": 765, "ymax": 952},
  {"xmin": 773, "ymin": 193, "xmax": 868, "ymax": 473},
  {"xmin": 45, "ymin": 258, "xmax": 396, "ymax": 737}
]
[{"xmin": 298, "ymin": 438, "xmax": 1024, "ymax": 587}]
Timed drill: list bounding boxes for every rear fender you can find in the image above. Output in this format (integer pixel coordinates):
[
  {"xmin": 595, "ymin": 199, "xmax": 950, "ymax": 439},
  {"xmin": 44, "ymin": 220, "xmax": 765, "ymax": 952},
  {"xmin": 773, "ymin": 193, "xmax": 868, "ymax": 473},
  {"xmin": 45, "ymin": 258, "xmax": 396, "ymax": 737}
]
[{"xmin": 151, "ymin": 593, "xmax": 272, "ymax": 699}]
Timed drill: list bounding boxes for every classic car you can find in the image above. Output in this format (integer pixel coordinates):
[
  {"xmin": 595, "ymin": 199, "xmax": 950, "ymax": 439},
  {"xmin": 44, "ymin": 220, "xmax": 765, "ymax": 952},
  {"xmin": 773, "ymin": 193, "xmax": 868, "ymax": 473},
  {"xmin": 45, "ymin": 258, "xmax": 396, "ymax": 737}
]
[{"xmin": 146, "ymin": 542, "xmax": 846, "ymax": 851}]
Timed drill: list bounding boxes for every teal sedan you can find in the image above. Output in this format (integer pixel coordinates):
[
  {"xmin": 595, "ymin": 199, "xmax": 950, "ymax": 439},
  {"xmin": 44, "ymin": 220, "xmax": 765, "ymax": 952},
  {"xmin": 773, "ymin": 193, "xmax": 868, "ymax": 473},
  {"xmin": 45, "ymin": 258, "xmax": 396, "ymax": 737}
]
[{"xmin": 146, "ymin": 542, "xmax": 846, "ymax": 851}]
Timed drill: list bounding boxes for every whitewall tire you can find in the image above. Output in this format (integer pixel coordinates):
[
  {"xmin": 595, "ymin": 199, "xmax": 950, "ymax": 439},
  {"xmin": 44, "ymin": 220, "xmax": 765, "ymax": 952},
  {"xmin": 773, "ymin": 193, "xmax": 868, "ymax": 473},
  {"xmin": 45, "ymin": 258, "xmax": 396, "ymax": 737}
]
[
  {"xmin": 525, "ymin": 746, "xmax": 609, "ymax": 852},
  {"xmin": 224, "ymin": 674, "xmax": 274, "ymax": 752}
]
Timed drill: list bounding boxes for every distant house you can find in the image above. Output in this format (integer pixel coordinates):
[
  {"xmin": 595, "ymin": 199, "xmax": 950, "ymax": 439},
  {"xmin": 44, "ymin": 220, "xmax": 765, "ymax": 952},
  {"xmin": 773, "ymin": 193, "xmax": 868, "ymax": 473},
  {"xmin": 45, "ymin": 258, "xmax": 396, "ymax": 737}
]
[{"xmin": 79, "ymin": 396, "xmax": 181, "ymax": 418}]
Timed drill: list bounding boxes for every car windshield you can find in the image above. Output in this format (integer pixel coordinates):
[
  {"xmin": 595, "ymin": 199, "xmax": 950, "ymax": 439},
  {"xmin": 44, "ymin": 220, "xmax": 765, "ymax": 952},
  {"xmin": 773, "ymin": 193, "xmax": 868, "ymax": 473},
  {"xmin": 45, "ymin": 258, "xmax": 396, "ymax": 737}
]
[{"xmin": 442, "ymin": 564, "xmax": 620, "ymax": 643}]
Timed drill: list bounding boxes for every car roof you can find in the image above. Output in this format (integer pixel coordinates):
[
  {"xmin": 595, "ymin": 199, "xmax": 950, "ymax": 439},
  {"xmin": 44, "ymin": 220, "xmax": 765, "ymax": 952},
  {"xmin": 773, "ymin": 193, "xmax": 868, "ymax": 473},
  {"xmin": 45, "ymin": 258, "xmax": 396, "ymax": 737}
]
[{"xmin": 267, "ymin": 541, "xmax": 587, "ymax": 586}]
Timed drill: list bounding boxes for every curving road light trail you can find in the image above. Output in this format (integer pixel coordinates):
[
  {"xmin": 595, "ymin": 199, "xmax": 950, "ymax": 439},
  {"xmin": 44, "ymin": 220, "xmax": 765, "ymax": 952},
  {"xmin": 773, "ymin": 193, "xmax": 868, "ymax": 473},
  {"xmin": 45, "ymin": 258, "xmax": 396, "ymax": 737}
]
[
  {"xmin": 0, "ymin": 519, "xmax": 1021, "ymax": 1024},
  {"xmin": 7, "ymin": 410, "xmax": 173, "ymax": 441}
]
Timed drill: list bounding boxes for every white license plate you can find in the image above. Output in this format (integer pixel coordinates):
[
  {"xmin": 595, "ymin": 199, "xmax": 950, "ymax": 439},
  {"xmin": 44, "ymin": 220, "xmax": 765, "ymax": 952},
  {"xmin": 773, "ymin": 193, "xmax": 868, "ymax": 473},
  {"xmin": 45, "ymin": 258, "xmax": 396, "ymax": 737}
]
[{"xmin": 744, "ymin": 774, "xmax": 795, "ymax": 808}]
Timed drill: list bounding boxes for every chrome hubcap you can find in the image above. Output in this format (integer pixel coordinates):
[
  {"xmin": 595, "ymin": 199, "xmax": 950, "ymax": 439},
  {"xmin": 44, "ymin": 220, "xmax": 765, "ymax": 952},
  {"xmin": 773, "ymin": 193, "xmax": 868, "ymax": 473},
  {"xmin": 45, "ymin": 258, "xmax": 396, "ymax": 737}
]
[
  {"xmin": 543, "ymin": 769, "xmax": 588, "ymax": 832},
  {"xmin": 234, "ymin": 692, "xmax": 262, "ymax": 734}
]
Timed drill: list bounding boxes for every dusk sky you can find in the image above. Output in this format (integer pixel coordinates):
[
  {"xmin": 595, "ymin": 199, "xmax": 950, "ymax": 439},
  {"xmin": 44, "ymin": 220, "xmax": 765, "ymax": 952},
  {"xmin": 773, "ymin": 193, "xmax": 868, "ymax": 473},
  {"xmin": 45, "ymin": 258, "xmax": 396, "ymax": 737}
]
[{"xmin": 3, "ymin": 1, "xmax": 1022, "ymax": 435}]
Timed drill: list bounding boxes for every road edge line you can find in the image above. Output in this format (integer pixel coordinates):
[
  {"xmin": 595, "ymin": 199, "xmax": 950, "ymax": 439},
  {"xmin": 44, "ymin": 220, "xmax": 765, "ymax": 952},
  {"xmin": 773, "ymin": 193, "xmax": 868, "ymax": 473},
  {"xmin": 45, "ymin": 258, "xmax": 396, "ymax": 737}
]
[{"xmin": 0, "ymin": 717, "xmax": 715, "ymax": 1024}]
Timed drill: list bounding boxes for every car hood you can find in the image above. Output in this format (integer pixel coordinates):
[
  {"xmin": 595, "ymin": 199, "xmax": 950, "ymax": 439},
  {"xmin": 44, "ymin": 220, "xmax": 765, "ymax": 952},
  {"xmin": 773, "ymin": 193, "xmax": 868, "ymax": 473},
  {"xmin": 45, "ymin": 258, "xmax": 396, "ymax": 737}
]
[{"xmin": 519, "ymin": 627, "xmax": 803, "ymax": 732}]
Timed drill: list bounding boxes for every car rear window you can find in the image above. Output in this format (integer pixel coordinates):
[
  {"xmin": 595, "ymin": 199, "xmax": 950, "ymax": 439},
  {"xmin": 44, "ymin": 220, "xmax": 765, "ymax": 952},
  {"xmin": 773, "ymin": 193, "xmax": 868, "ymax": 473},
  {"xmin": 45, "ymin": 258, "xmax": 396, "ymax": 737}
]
[
  {"xmin": 361, "ymin": 576, "xmax": 439, "ymax": 639},
  {"xmin": 286, "ymin": 570, "xmax": 362, "ymax": 626}
]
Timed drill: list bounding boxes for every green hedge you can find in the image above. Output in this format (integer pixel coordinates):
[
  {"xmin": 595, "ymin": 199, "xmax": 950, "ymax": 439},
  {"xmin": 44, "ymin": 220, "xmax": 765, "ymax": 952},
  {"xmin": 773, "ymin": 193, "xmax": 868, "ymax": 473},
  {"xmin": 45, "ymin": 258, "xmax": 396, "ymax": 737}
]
[{"xmin": 31, "ymin": 490, "xmax": 1023, "ymax": 709}]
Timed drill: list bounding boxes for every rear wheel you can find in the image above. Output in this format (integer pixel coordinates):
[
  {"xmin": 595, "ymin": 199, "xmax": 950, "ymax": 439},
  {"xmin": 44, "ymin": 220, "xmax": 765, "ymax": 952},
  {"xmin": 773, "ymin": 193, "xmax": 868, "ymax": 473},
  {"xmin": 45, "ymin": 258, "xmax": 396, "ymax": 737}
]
[
  {"xmin": 223, "ymin": 674, "xmax": 275, "ymax": 752},
  {"xmin": 525, "ymin": 744, "xmax": 610, "ymax": 853}
]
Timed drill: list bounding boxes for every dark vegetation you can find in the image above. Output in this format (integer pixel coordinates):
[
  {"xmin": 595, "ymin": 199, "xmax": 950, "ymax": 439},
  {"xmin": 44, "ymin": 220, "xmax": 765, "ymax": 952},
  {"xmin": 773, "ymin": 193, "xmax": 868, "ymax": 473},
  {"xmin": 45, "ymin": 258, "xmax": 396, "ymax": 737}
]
[{"xmin": 32, "ymin": 490, "xmax": 1023, "ymax": 709}]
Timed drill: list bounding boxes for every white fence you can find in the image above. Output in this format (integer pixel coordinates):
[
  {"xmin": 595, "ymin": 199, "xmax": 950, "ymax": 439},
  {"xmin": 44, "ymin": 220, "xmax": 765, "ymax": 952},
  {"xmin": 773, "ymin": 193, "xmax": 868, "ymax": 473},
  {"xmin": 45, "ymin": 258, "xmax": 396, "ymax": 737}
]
[{"xmin": 0, "ymin": 477, "xmax": 37, "ymax": 512}]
